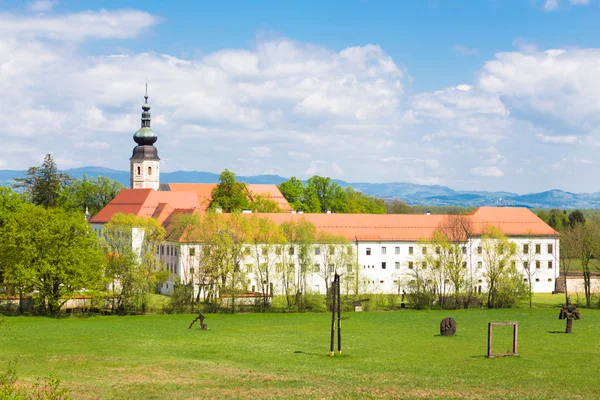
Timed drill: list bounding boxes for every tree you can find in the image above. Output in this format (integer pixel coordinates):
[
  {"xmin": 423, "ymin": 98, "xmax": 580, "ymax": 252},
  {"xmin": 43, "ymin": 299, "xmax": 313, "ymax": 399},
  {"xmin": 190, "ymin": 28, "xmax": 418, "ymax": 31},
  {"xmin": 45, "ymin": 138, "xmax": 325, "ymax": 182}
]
[
  {"xmin": 568, "ymin": 210, "xmax": 586, "ymax": 229},
  {"xmin": 570, "ymin": 219, "xmax": 600, "ymax": 307},
  {"xmin": 59, "ymin": 175, "xmax": 125, "ymax": 216},
  {"xmin": 517, "ymin": 233, "xmax": 539, "ymax": 309},
  {"xmin": 250, "ymin": 194, "xmax": 281, "ymax": 213},
  {"xmin": 247, "ymin": 216, "xmax": 283, "ymax": 309},
  {"xmin": 278, "ymin": 177, "xmax": 309, "ymax": 211},
  {"xmin": 559, "ymin": 226, "xmax": 578, "ymax": 304},
  {"xmin": 208, "ymin": 169, "xmax": 250, "ymax": 212},
  {"xmin": 345, "ymin": 187, "xmax": 386, "ymax": 214},
  {"xmin": 479, "ymin": 227, "xmax": 525, "ymax": 308},
  {"xmin": 306, "ymin": 176, "xmax": 349, "ymax": 213},
  {"xmin": 386, "ymin": 200, "xmax": 414, "ymax": 214},
  {"xmin": 0, "ymin": 204, "xmax": 103, "ymax": 315},
  {"xmin": 280, "ymin": 218, "xmax": 317, "ymax": 310},
  {"xmin": 13, "ymin": 154, "xmax": 72, "ymax": 208},
  {"xmin": 101, "ymin": 213, "xmax": 168, "ymax": 314},
  {"xmin": 314, "ymin": 232, "xmax": 353, "ymax": 306}
]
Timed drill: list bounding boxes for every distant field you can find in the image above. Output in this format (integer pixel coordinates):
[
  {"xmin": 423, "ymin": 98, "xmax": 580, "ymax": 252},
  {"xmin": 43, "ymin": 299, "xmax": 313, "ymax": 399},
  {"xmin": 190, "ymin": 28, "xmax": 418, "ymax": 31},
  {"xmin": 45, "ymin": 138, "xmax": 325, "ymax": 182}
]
[
  {"xmin": 561, "ymin": 258, "xmax": 600, "ymax": 273},
  {"xmin": 1, "ymin": 296, "xmax": 599, "ymax": 399}
]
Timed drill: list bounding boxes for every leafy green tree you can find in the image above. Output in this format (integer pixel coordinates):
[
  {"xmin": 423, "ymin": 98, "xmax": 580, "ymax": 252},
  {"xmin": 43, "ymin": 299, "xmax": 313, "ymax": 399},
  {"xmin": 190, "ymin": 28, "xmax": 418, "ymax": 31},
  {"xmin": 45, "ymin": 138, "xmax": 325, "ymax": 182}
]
[
  {"xmin": 250, "ymin": 194, "xmax": 281, "ymax": 213},
  {"xmin": 59, "ymin": 175, "xmax": 125, "ymax": 216},
  {"xmin": 0, "ymin": 204, "xmax": 103, "ymax": 315},
  {"xmin": 345, "ymin": 187, "xmax": 386, "ymax": 214},
  {"xmin": 0, "ymin": 188, "xmax": 24, "ymax": 228},
  {"xmin": 209, "ymin": 169, "xmax": 250, "ymax": 212},
  {"xmin": 101, "ymin": 213, "xmax": 168, "ymax": 314},
  {"xmin": 307, "ymin": 176, "xmax": 349, "ymax": 213},
  {"xmin": 568, "ymin": 209, "xmax": 586, "ymax": 228},
  {"xmin": 278, "ymin": 177, "xmax": 309, "ymax": 211},
  {"xmin": 480, "ymin": 227, "xmax": 526, "ymax": 308},
  {"xmin": 570, "ymin": 219, "xmax": 600, "ymax": 307},
  {"xmin": 280, "ymin": 218, "xmax": 317, "ymax": 310},
  {"xmin": 13, "ymin": 154, "xmax": 72, "ymax": 208}
]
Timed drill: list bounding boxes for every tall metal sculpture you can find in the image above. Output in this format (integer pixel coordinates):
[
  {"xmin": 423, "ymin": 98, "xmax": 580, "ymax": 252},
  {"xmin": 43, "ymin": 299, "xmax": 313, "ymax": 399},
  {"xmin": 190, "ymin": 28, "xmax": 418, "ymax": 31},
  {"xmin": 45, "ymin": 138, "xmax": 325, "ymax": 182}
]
[
  {"xmin": 559, "ymin": 302, "xmax": 580, "ymax": 334},
  {"xmin": 329, "ymin": 273, "xmax": 342, "ymax": 356}
]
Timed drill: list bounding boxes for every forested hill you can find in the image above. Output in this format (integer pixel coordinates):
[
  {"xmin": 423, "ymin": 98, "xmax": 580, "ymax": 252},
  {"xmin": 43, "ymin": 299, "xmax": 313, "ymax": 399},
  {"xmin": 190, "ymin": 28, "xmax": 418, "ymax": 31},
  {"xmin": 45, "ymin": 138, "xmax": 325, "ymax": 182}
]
[{"xmin": 1, "ymin": 166, "xmax": 599, "ymax": 209}]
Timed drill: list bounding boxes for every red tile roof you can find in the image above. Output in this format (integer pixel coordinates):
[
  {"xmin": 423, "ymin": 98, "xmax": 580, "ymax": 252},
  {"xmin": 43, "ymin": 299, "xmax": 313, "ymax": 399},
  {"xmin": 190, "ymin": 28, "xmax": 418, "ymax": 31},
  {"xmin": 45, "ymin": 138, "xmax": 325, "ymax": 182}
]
[
  {"xmin": 91, "ymin": 188, "xmax": 557, "ymax": 242},
  {"xmin": 165, "ymin": 183, "xmax": 291, "ymax": 211}
]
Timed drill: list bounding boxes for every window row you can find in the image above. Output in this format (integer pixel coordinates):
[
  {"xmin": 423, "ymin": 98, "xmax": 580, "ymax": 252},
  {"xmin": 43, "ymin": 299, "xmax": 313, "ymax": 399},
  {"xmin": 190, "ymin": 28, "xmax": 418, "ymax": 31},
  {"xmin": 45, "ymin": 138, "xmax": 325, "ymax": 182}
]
[{"xmin": 366, "ymin": 246, "xmax": 468, "ymax": 256}]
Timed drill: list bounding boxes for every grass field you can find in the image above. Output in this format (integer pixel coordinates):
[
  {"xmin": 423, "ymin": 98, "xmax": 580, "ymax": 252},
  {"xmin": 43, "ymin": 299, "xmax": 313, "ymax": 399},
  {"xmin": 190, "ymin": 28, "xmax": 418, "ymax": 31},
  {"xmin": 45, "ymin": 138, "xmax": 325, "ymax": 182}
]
[{"xmin": 1, "ymin": 297, "xmax": 599, "ymax": 399}]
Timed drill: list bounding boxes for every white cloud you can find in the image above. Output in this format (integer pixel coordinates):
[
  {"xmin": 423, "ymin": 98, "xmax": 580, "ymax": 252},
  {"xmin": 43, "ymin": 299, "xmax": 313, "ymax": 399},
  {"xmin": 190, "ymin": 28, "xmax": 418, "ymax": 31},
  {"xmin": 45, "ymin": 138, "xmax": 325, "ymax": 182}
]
[
  {"xmin": 470, "ymin": 166, "xmax": 504, "ymax": 177},
  {"xmin": 28, "ymin": 1, "xmax": 57, "ymax": 13},
  {"xmin": 0, "ymin": 9, "xmax": 158, "ymax": 41},
  {"xmin": 544, "ymin": 0, "xmax": 559, "ymax": 11},
  {"xmin": 251, "ymin": 146, "xmax": 272, "ymax": 157},
  {"xmin": 535, "ymin": 134, "xmax": 578, "ymax": 144}
]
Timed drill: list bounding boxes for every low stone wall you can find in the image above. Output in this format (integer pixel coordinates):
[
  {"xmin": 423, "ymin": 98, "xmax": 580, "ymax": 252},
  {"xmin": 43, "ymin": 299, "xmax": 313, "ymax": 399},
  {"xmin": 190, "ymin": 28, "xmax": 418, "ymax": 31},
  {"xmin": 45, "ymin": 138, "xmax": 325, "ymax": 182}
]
[{"xmin": 555, "ymin": 276, "xmax": 600, "ymax": 293}]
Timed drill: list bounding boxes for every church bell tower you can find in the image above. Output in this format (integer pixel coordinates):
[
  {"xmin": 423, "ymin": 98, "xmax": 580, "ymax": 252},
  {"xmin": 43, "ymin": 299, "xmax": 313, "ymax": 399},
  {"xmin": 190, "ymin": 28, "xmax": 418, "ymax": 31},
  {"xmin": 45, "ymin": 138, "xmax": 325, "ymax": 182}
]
[{"xmin": 130, "ymin": 86, "xmax": 160, "ymax": 190}]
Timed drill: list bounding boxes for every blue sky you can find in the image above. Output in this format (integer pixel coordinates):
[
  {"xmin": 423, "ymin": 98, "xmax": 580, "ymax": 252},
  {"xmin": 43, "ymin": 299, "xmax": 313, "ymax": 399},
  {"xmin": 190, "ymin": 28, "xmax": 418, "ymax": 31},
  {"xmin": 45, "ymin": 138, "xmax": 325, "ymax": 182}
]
[{"xmin": 0, "ymin": 0, "xmax": 599, "ymax": 193}]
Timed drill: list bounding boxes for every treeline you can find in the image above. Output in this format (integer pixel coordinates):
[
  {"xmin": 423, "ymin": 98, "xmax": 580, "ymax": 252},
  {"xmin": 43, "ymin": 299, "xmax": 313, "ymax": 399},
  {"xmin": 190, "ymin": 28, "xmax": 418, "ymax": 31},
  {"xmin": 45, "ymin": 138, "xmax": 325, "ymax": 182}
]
[
  {"xmin": 0, "ymin": 154, "xmax": 129, "ymax": 315},
  {"xmin": 537, "ymin": 208, "xmax": 600, "ymax": 308}
]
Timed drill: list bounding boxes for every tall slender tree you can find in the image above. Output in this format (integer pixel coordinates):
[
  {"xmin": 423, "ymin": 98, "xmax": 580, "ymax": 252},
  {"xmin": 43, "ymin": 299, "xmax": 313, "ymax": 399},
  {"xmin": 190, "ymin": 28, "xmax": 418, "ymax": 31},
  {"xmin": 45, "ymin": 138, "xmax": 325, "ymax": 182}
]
[{"xmin": 13, "ymin": 154, "xmax": 71, "ymax": 208}]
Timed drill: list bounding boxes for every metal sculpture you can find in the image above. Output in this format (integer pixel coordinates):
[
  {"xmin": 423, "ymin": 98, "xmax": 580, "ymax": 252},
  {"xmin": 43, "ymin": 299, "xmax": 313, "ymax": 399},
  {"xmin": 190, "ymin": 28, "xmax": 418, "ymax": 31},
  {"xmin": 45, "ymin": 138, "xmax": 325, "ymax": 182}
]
[
  {"xmin": 329, "ymin": 273, "xmax": 342, "ymax": 356},
  {"xmin": 188, "ymin": 312, "xmax": 208, "ymax": 330},
  {"xmin": 440, "ymin": 317, "xmax": 456, "ymax": 336},
  {"xmin": 559, "ymin": 302, "xmax": 580, "ymax": 334},
  {"xmin": 487, "ymin": 322, "xmax": 518, "ymax": 357}
]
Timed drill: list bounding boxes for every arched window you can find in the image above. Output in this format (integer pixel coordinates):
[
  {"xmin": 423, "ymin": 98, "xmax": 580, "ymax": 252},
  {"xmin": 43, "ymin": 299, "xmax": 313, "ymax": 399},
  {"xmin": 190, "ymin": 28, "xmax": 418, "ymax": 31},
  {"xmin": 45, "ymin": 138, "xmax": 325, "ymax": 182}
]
[
  {"xmin": 148, "ymin": 166, "xmax": 152, "ymax": 175},
  {"xmin": 137, "ymin": 166, "xmax": 141, "ymax": 175}
]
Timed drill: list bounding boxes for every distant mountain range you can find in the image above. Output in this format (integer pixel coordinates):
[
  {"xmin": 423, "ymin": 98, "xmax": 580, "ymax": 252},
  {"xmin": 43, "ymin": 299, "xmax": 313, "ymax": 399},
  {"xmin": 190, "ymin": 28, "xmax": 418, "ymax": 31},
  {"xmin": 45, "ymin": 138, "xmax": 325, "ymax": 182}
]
[{"xmin": 2, "ymin": 166, "xmax": 599, "ymax": 209}]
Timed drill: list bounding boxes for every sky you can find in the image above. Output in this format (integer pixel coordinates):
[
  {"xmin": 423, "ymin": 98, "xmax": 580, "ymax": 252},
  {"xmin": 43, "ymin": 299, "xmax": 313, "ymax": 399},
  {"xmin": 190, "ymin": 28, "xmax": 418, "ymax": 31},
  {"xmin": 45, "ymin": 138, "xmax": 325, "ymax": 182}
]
[{"xmin": 0, "ymin": 0, "xmax": 600, "ymax": 194}]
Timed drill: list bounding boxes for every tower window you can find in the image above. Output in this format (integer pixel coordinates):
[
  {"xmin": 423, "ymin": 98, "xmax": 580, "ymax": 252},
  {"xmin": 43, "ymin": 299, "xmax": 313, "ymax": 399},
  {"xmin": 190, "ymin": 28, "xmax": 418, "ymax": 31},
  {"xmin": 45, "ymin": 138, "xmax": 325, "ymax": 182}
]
[
  {"xmin": 137, "ymin": 166, "xmax": 141, "ymax": 175},
  {"xmin": 148, "ymin": 166, "xmax": 152, "ymax": 175}
]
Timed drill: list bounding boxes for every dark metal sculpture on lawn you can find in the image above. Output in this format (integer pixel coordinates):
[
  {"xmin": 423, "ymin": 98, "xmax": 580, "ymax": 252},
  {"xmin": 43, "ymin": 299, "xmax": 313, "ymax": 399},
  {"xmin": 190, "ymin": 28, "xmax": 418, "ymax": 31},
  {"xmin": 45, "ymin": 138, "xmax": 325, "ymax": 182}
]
[
  {"xmin": 559, "ymin": 302, "xmax": 580, "ymax": 334},
  {"xmin": 440, "ymin": 317, "xmax": 456, "ymax": 336},
  {"xmin": 329, "ymin": 273, "xmax": 342, "ymax": 356},
  {"xmin": 188, "ymin": 312, "xmax": 208, "ymax": 330}
]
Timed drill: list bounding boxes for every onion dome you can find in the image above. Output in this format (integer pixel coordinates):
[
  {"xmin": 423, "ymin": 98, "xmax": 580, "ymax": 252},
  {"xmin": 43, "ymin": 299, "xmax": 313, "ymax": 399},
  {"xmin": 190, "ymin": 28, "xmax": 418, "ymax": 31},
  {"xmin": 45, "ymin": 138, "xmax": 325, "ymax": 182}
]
[{"xmin": 133, "ymin": 88, "xmax": 157, "ymax": 146}]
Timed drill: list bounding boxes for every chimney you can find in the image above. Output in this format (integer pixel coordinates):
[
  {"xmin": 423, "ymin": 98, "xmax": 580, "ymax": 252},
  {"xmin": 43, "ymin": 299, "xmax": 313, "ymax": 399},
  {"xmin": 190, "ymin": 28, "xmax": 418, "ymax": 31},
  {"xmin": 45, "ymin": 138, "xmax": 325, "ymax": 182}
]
[
  {"xmin": 242, "ymin": 209, "xmax": 252, "ymax": 214},
  {"xmin": 291, "ymin": 210, "xmax": 297, "ymax": 214},
  {"xmin": 326, "ymin": 210, "xmax": 331, "ymax": 214},
  {"xmin": 425, "ymin": 211, "xmax": 431, "ymax": 216},
  {"xmin": 215, "ymin": 207, "xmax": 223, "ymax": 214},
  {"xmin": 298, "ymin": 210, "xmax": 304, "ymax": 214}
]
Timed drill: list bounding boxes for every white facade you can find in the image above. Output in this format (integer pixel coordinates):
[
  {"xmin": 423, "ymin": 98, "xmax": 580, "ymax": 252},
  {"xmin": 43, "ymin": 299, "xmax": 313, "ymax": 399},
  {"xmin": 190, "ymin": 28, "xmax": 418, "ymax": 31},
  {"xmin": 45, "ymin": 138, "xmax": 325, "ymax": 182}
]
[
  {"xmin": 156, "ymin": 235, "xmax": 560, "ymax": 296},
  {"xmin": 130, "ymin": 159, "xmax": 160, "ymax": 190}
]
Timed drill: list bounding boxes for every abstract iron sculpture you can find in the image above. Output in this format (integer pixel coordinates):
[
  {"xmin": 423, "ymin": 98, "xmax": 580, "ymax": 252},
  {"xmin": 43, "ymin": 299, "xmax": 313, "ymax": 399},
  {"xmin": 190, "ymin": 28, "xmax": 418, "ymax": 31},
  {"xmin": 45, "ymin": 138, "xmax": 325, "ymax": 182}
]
[
  {"xmin": 440, "ymin": 317, "xmax": 456, "ymax": 336},
  {"xmin": 329, "ymin": 273, "xmax": 342, "ymax": 356},
  {"xmin": 558, "ymin": 302, "xmax": 580, "ymax": 334},
  {"xmin": 188, "ymin": 312, "xmax": 208, "ymax": 330}
]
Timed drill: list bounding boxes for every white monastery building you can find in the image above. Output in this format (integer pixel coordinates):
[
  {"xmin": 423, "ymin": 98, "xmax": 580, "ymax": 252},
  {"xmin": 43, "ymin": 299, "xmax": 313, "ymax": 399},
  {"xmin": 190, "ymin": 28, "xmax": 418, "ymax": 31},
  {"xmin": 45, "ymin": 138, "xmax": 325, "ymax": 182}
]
[{"xmin": 90, "ymin": 93, "xmax": 560, "ymax": 296}]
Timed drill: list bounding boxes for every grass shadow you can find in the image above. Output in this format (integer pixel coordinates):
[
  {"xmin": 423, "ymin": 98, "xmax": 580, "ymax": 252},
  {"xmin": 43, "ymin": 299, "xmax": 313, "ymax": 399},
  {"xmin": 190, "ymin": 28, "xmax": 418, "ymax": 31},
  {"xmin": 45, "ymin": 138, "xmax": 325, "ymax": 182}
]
[{"xmin": 547, "ymin": 331, "xmax": 566, "ymax": 334}]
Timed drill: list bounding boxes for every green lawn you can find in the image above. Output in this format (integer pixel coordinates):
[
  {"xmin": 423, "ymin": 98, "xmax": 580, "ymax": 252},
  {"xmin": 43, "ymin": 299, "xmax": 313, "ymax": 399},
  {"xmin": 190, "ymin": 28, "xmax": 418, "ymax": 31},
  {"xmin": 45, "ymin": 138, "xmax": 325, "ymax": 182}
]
[{"xmin": 1, "ymin": 300, "xmax": 599, "ymax": 399}]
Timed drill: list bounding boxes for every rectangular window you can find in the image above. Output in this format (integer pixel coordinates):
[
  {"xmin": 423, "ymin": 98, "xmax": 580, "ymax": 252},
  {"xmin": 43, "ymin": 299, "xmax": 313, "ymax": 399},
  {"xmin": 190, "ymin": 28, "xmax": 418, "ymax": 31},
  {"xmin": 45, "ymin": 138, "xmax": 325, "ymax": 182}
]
[
  {"xmin": 395, "ymin": 246, "xmax": 400, "ymax": 255},
  {"xmin": 408, "ymin": 261, "xmax": 414, "ymax": 269},
  {"xmin": 477, "ymin": 246, "xmax": 482, "ymax": 254},
  {"xmin": 262, "ymin": 247, "xmax": 268, "ymax": 255},
  {"xmin": 276, "ymin": 263, "xmax": 283, "ymax": 273},
  {"xmin": 366, "ymin": 248, "xmax": 371, "ymax": 256},
  {"xmin": 548, "ymin": 261, "xmax": 553, "ymax": 269},
  {"xmin": 381, "ymin": 262, "xmax": 386, "ymax": 269},
  {"xmin": 289, "ymin": 246, "xmax": 295, "ymax": 256},
  {"xmin": 548, "ymin": 244, "xmax": 553, "ymax": 254},
  {"xmin": 523, "ymin": 244, "xmax": 529, "ymax": 254},
  {"xmin": 536, "ymin": 260, "xmax": 541, "ymax": 269},
  {"xmin": 409, "ymin": 246, "xmax": 414, "ymax": 255},
  {"xmin": 511, "ymin": 260, "xmax": 516, "ymax": 269},
  {"xmin": 315, "ymin": 246, "xmax": 321, "ymax": 255},
  {"xmin": 477, "ymin": 261, "xmax": 482, "ymax": 269},
  {"xmin": 347, "ymin": 246, "xmax": 352, "ymax": 255},
  {"xmin": 422, "ymin": 247, "xmax": 427, "ymax": 254},
  {"xmin": 395, "ymin": 261, "xmax": 400, "ymax": 270},
  {"xmin": 535, "ymin": 244, "xmax": 541, "ymax": 254},
  {"xmin": 189, "ymin": 248, "xmax": 195, "ymax": 256},
  {"xmin": 189, "ymin": 268, "xmax": 194, "ymax": 275},
  {"xmin": 275, "ymin": 246, "xmax": 282, "ymax": 255},
  {"xmin": 314, "ymin": 264, "xmax": 320, "ymax": 272},
  {"xmin": 246, "ymin": 264, "xmax": 253, "ymax": 273},
  {"xmin": 422, "ymin": 262, "xmax": 427, "ymax": 269},
  {"xmin": 329, "ymin": 247, "xmax": 335, "ymax": 255},
  {"xmin": 435, "ymin": 247, "xmax": 441, "ymax": 255},
  {"xmin": 462, "ymin": 261, "xmax": 467, "ymax": 269},
  {"xmin": 462, "ymin": 246, "xmax": 467, "ymax": 254},
  {"xmin": 244, "ymin": 246, "xmax": 251, "ymax": 255},
  {"xmin": 381, "ymin": 247, "xmax": 387, "ymax": 255},
  {"xmin": 524, "ymin": 261, "xmax": 529, "ymax": 269}
]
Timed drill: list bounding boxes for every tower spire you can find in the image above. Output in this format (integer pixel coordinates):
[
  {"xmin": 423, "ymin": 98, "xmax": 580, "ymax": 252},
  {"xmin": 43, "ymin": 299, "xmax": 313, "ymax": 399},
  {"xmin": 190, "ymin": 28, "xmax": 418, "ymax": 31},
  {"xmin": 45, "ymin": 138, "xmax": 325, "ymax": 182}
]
[{"xmin": 130, "ymin": 84, "xmax": 160, "ymax": 190}]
